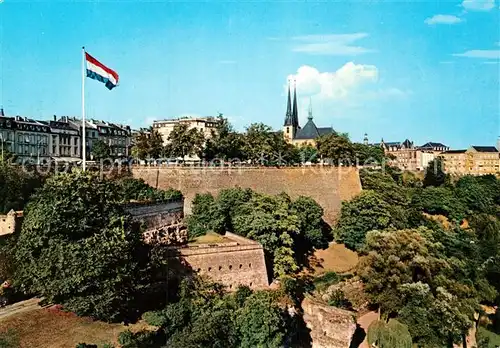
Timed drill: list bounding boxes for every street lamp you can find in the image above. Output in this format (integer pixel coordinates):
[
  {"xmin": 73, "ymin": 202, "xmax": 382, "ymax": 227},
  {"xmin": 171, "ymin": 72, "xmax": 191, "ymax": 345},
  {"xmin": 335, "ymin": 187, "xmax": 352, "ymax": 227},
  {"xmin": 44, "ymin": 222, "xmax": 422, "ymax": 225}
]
[{"xmin": 0, "ymin": 133, "xmax": 3, "ymax": 162}]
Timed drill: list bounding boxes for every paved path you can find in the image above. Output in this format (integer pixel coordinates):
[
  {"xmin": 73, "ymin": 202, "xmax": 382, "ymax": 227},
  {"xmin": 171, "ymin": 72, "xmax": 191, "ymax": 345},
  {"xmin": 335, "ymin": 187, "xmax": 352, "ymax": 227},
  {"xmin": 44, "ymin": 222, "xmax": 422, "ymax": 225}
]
[
  {"xmin": 0, "ymin": 298, "xmax": 41, "ymax": 321},
  {"xmin": 356, "ymin": 311, "xmax": 378, "ymax": 348}
]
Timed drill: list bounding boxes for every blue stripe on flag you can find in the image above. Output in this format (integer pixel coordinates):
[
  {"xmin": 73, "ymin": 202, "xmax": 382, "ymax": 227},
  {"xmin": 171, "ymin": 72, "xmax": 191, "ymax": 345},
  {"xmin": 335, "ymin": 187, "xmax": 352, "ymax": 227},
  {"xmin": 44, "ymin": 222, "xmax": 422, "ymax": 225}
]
[{"xmin": 86, "ymin": 69, "xmax": 117, "ymax": 90}]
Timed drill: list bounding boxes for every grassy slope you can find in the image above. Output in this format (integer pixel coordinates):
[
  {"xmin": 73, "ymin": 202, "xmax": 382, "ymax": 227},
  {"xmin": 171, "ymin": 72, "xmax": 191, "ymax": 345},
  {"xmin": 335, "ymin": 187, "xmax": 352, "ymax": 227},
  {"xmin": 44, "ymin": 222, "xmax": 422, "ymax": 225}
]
[{"xmin": 0, "ymin": 300, "xmax": 150, "ymax": 348}]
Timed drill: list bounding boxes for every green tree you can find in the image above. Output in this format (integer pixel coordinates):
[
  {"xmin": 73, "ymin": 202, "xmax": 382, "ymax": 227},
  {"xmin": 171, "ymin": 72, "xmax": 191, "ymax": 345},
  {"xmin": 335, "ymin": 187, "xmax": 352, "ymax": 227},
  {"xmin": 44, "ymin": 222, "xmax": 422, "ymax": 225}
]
[
  {"xmin": 116, "ymin": 177, "xmax": 182, "ymax": 202},
  {"xmin": 291, "ymin": 196, "xmax": 331, "ymax": 251},
  {"xmin": 166, "ymin": 123, "xmax": 205, "ymax": 160},
  {"xmin": 186, "ymin": 193, "xmax": 217, "ymax": 238},
  {"xmin": 13, "ymin": 171, "xmax": 147, "ymax": 322},
  {"xmin": 232, "ymin": 193, "xmax": 300, "ymax": 277},
  {"xmin": 423, "ymin": 157, "xmax": 449, "ymax": 187},
  {"xmin": 236, "ymin": 291, "xmax": 290, "ymax": 348},
  {"xmin": 316, "ymin": 133, "xmax": 355, "ymax": 165},
  {"xmin": 131, "ymin": 128, "xmax": 164, "ymax": 160},
  {"xmin": 242, "ymin": 123, "xmax": 278, "ymax": 165},
  {"xmin": 0, "ymin": 161, "xmax": 43, "ymax": 214},
  {"xmin": 358, "ymin": 227, "xmax": 491, "ymax": 346},
  {"xmin": 455, "ymin": 175, "xmax": 496, "ymax": 214},
  {"xmin": 297, "ymin": 144, "xmax": 318, "ymax": 164},
  {"xmin": 367, "ymin": 319, "xmax": 412, "ymax": 348},
  {"xmin": 203, "ymin": 114, "xmax": 245, "ymax": 162},
  {"xmin": 352, "ymin": 143, "xmax": 386, "ymax": 166},
  {"xmin": 91, "ymin": 139, "xmax": 111, "ymax": 160},
  {"xmin": 410, "ymin": 186, "xmax": 467, "ymax": 222},
  {"xmin": 334, "ymin": 190, "xmax": 395, "ymax": 251}
]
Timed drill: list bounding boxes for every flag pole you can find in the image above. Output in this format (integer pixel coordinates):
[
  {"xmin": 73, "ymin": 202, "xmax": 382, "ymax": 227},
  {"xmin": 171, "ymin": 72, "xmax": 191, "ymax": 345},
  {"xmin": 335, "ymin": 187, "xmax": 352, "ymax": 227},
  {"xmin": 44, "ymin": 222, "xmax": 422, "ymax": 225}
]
[{"xmin": 82, "ymin": 46, "xmax": 86, "ymax": 171}]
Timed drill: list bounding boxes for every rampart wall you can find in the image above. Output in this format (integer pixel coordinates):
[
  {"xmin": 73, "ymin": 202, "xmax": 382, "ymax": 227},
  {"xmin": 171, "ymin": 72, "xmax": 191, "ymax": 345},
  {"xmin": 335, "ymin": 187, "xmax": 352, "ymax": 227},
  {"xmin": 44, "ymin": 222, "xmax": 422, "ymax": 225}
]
[
  {"xmin": 131, "ymin": 167, "xmax": 362, "ymax": 224},
  {"xmin": 124, "ymin": 200, "xmax": 184, "ymax": 230}
]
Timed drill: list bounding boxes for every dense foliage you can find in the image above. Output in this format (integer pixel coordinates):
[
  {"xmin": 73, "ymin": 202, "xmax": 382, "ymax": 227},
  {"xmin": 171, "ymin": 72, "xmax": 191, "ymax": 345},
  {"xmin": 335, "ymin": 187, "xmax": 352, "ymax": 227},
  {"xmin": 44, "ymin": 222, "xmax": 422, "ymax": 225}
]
[
  {"xmin": 367, "ymin": 319, "xmax": 412, "ymax": 348},
  {"xmin": 128, "ymin": 116, "xmax": 389, "ymax": 166},
  {"xmin": 116, "ymin": 177, "xmax": 183, "ymax": 202},
  {"xmin": 344, "ymin": 169, "xmax": 500, "ymax": 347},
  {"xmin": 0, "ymin": 161, "xmax": 43, "ymax": 214},
  {"xmin": 91, "ymin": 139, "xmax": 111, "ymax": 160},
  {"xmin": 187, "ymin": 188, "xmax": 331, "ymax": 277},
  {"xmin": 131, "ymin": 127, "xmax": 164, "ymax": 160},
  {"xmin": 164, "ymin": 123, "xmax": 205, "ymax": 160},
  {"xmin": 12, "ymin": 171, "xmax": 174, "ymax": 322},
  {"xmin": 117, "ymin": 277, "xmax": 310, "ymax": 348}
]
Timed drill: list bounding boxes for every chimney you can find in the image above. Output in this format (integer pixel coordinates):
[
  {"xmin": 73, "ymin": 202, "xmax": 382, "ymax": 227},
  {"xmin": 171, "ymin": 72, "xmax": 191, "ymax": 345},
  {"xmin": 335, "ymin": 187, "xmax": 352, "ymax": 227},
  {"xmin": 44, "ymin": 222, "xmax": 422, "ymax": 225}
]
[
  {"xmin": 0, "ymin": 108, "xmax": 4, "ymax": 117},
  {"xmin": 54, "ymin": 115, "xmax": 57, "ymax": 121}
]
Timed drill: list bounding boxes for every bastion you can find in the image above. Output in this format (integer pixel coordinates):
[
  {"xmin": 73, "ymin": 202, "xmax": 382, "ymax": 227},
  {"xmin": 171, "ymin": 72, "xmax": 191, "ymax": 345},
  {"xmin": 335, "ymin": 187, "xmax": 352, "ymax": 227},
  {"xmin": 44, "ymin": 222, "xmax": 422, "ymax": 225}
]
[
  {"xmin": 166, "ymin": 232, "xmax": 269, "ymax": 291},
  {"xmin": 131, "ymin": 166, "xmax": 362, "ymax": 224}
]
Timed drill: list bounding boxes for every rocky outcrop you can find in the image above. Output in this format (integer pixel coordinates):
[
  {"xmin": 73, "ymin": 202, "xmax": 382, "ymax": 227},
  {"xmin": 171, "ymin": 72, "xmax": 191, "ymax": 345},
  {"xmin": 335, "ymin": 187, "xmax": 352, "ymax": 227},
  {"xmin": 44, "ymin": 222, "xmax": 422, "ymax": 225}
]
[{"xmin": 302, "ymin": 297, "xmax": 357, "ymax": 348}]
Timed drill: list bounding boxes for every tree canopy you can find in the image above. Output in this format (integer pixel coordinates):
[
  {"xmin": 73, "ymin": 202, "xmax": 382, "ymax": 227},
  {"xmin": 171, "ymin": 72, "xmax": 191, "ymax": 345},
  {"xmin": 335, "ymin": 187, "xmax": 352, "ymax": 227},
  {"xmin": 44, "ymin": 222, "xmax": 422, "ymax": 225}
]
[
  {"xmin": 187, "ymin": 188, "xmax": 331, "ymax": 277},
  {"xmin": 13, "ymin": 171, "xmax": 170, "ymax": 322}
]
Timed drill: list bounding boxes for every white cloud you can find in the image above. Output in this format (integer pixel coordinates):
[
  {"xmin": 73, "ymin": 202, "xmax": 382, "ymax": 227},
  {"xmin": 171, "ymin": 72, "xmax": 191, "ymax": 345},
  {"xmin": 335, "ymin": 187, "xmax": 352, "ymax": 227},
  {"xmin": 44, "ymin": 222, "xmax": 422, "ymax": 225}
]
[
  {"xmin": 453, "ymin": 49, "xmax": 500, "ymax": 59},
  {"xmin": 462, "ymin": 0, "xmax": 496, "ymax": 11},
  {"xmin": 287, "ymin": 63, "xmax": 378, "ymax": 100},
  {"xmin": 291, "ymin": 33, "xmax": 373, "ymax": 56},
  {"xmin": 424, "ymin": 14, "xmax": 463, "ymax": 25}
]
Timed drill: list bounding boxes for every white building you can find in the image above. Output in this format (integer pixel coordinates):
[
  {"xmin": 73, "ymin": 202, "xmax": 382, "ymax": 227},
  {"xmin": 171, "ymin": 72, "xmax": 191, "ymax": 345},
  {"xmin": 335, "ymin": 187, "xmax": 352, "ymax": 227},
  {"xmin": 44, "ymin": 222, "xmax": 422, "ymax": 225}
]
[{"xmin": 152, "ymin": 117, "xmax": 220, "ymax": 145}]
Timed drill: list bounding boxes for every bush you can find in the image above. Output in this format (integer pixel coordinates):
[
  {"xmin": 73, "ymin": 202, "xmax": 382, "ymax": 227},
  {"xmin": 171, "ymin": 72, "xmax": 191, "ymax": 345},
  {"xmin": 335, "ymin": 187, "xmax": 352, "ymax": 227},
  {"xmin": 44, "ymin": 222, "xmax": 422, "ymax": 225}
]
[{"xmin": 327, "ymin": 289, "xmax": 352, "ymax": 310}]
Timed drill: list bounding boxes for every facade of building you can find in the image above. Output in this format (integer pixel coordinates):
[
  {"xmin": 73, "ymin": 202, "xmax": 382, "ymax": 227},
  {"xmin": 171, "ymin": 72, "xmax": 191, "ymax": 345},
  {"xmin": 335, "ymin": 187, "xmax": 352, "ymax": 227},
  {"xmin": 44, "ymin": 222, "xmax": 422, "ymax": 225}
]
[
  {"xmin": 13, "ymin": 116, "xmax": 50, "ymax": 162},
  {"xmin": 0, "ymin": 110, "xmax": 15, "ymax": 156},
  {"xmin": 441, "ymin": 146, "xmax": 499, "ymax": 175},
  {"xmin": 47, "ymin": 116, "xmax": 81, "ymax": 159},
  {"xmin": 0, "ymin": 109, "xmax": 132, "ymax": 163},
  {"xmin": 441, "ymin": 149, "xmax": 467, "ymax": 174},
  {"xmin": 152, "ymin": 116, "xmax": 220, "ymax": 145},
  {"xmin": 375, "ymin": 139, "xmax": 449, "ymax": 171},
  {"xmin": 283, "ymin": 82, "xmax": 335, "ymax": 146}
]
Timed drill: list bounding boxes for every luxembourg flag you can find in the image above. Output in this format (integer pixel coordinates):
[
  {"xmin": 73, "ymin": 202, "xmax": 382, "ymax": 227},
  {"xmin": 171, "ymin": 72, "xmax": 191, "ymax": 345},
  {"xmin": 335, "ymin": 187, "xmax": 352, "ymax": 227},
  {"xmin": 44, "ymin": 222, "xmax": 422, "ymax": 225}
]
[{"xmin": 85, "ymin": 52, "xmax": 119, "ymax": 90}]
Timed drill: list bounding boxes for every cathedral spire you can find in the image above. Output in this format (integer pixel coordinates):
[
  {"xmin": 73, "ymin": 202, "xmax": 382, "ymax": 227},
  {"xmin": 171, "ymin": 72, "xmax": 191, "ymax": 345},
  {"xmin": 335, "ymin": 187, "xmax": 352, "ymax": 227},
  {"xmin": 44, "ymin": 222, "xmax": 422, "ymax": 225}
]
[
  {"xmin": 284, "ymin": 80, "xmax": 293, "ymax": 126},
  {"xmin": 292, "ymin": 79, "xmax": 299, "ymax": 128},
  {"xmin": 308, "ymin": 97, "xmax": 313, "ymax": 120}
]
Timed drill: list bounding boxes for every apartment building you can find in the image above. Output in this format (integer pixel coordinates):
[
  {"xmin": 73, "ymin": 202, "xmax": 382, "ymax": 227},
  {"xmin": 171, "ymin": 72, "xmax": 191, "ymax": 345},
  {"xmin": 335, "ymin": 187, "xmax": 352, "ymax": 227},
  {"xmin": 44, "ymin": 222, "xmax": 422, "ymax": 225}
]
[
  {"xmin": 441, "ymin": 146, "xmax": 500, "ymax": 175},
  {"xmin": 14, "ymin": 116, "xmax": 50, "ymax": 162},
  {"xmin": 152, "ymin": 116, "xmax": 220, "ymax": 144},
  {"xmin": 65, "ymin": 117, "xmax": 131, "ymax": 159},
  {"xmin": 374, "ymin": 139, "xmax": 449, "ymax": 171},
  {"xmin": 47, "ymin": 116, "xmax": 81, "ymax": 159},
  {"xmin": 0, "ymin": 109, "xmax": 133, "ymax": 163}
]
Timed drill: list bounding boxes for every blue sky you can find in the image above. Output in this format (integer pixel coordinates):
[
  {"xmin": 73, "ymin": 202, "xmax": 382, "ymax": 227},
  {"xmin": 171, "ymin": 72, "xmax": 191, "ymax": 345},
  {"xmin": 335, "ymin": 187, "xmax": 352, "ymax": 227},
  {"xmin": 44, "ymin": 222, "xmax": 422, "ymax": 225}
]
[{"xmin": 0, "ymin": 0, "xmax": 499, "ymax": 148}]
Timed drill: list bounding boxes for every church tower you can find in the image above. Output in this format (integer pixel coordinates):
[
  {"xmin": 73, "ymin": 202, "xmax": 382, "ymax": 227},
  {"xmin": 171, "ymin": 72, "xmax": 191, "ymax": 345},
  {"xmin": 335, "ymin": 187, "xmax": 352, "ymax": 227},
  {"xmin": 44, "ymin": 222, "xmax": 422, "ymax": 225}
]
[{"xmin": 283, "ymin": 80, "xmax": 299, "ymax": 142}]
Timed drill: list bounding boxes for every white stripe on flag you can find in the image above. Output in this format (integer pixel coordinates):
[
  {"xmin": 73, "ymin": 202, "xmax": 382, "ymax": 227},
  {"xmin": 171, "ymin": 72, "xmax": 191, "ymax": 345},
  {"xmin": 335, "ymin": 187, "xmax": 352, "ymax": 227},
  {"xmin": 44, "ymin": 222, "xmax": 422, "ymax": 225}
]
[{"xmin": 86, "ymin": 60, "xmax": 118, "ymax": 86}]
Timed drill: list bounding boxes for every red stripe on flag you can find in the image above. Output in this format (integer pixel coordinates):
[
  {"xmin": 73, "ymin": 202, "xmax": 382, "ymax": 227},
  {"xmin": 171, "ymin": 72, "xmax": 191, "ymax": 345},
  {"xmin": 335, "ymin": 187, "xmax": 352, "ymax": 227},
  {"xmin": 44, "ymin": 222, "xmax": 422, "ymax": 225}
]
[{"xmin": 85, "ymin": 52, "xmax": 119, "ymax": 83}]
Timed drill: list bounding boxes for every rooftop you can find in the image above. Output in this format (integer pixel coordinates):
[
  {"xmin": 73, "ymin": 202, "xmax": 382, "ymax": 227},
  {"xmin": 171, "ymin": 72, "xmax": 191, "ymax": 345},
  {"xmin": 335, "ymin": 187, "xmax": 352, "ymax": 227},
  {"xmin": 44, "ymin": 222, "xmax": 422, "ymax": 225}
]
[
  {"xmin": 442, "ymin": 149, "xmax": 466, "ymax": 154},
  {"xmin": 471, "ymin": 146, "xmax": 499, "ymax": 153}
]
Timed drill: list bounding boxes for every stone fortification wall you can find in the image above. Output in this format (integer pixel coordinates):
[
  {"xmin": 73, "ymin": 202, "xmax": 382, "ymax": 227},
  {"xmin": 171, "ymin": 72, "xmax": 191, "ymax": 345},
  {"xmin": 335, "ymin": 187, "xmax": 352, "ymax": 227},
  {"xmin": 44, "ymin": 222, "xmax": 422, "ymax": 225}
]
[
  {"xmin": 124, "ymin": 200, "xmax": 184, "ymax": 230},
  {"xmin": 168, "ymin": 232, "xmax": 269, "ymax": 290},
  {"xmin": 0, "ymin": 210, "xmax": 23, "ymax": 236},
  {"xmin": 131, "ymin": 167, "xmax": 362, "ymax": 224},
  {"xmin": 302, "ymin": 297, "xmax": 357, "ymax": 348}
]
